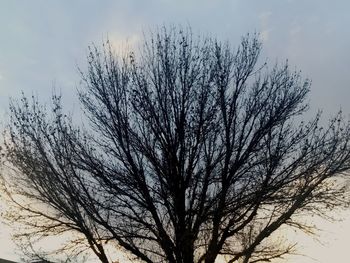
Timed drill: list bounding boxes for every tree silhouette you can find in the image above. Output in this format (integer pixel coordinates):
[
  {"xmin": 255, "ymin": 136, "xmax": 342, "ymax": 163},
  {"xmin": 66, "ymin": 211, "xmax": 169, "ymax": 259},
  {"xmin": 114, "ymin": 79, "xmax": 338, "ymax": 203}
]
[{"xmin": 2, "ymin": 27, "xmax": 350, "ymax": 263}]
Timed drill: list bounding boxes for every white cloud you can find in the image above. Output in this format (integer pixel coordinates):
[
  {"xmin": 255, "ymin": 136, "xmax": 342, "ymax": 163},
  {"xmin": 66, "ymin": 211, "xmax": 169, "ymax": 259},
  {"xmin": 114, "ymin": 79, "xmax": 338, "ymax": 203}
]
[
  {"xmin": 259, "ymin": 11, "xmax": 272, "ymax": 26},
  {"xmin": 260, "ymin": 29, "xmax": 271, "ymax": 43},
  {"xmin": 107, "ymin": 33, "xmax": 141, "ymax": 55},
  {"xmin": 258, "ymin": 11, "xmax": 272, "ymax": 42}
]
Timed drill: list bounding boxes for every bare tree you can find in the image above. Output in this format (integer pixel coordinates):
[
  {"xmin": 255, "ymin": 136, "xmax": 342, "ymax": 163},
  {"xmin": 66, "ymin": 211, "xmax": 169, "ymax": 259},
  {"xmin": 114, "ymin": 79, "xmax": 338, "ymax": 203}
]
[{"xmin": 2, "ymin": 27, "xmax": 350, "ymax": 263}]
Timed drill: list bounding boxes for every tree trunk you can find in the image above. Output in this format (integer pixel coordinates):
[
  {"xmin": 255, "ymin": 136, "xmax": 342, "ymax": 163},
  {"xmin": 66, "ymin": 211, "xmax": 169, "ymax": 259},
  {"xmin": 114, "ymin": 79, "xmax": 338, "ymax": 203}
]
[{"xmin": 204, "ymin": 251, "xmax": 218, "ymax": 263}]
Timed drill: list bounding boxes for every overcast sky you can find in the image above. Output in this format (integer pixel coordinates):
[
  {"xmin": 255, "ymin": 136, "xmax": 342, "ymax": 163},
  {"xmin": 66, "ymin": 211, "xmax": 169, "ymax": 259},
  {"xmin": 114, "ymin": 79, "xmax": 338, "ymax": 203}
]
[{"xmin": 0, "ymin": 0, "xmax": 350, "ymax": 262}]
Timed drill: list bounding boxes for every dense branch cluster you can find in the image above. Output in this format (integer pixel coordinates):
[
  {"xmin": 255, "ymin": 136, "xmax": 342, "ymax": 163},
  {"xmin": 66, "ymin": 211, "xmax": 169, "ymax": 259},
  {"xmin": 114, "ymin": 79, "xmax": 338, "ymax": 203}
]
[{"xmin": 2, "ymin": 28, "xmax": 350, "ymax": 263}]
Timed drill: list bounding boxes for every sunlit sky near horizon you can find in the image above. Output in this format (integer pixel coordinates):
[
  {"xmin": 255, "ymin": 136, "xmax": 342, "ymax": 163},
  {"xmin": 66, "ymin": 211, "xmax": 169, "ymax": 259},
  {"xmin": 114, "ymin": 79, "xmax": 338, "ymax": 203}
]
[{"xmin": 1, "ymin": 0, "xmax": 350, "ymax": 262}]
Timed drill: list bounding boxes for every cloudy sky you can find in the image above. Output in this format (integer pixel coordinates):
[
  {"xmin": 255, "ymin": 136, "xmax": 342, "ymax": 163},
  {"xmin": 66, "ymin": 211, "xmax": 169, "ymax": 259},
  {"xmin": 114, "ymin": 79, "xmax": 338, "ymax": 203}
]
[{"xmin": 0, "ymin": 0, "xmax": 350, "ymax": 262}]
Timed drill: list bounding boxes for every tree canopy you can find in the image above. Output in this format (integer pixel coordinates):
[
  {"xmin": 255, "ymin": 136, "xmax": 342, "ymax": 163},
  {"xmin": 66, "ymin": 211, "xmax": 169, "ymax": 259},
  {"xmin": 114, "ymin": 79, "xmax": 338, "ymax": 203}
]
[{"xmin": 2, "ymin": 28, "xmax": 350, "ymax": 263}]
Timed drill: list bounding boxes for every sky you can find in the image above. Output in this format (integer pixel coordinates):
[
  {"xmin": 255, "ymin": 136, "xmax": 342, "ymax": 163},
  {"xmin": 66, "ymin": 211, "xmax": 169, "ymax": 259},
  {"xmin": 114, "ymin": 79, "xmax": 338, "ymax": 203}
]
[{"xmin": 0, "ymin": 0, "xmax": 350, "ymax": 262}]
